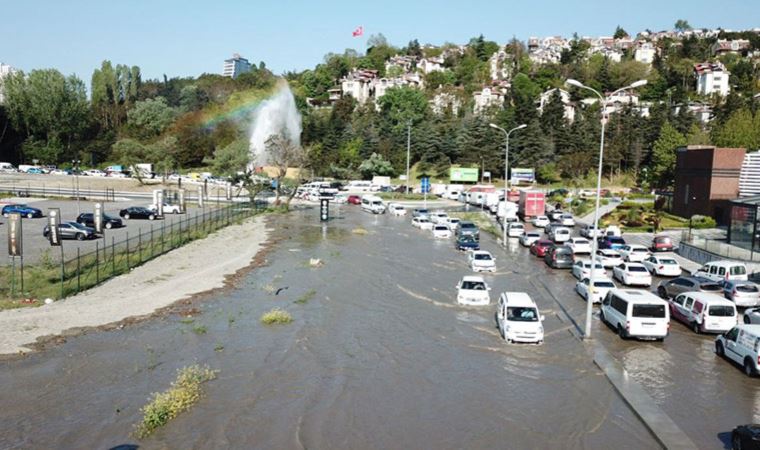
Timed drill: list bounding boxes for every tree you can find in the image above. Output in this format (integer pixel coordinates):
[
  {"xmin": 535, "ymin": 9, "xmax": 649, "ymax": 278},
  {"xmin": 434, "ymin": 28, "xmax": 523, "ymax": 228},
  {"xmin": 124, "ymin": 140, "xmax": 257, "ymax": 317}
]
[
  {"xmin": 377, "ymin": 86, "xmax": 429, "ymax": 131},
  {"xmin": 91, "ymin": 61, "xmax": 141, "ymax": 129},
  {"xmin": 713, "ymin": 109, "xmax": 760, "ymax": 149},
  {"xmin": 359, "ymin": 153, "xmax": 395, "ymax": 178},
  {"xmin": 651, "ymin": 122, "xmax": 686, "ymax": 188},
  {"xmin": 674, "ymin": 19, "xmax": 692, "ymax": 32},
  {"xmin": 613, "ymin": 26, "xmax": 629, "ymax": 39},
  {"xmin": 204, "ymin": 138, "xmax": 264, "ymax": 202},
  {"xmin": 265, "ymin": 134, "xmax": 307, "ymax": 207},
  {"xmin": 686, "ymin": 123, "xmax": 712, "ymax": 145},
  {"xmin": 112, "ymin": 138, "xmax": 149, "ymax": 184},
  {"xmin": 126, "ymin": 97, "xmax": 176, "ymax": 140}
]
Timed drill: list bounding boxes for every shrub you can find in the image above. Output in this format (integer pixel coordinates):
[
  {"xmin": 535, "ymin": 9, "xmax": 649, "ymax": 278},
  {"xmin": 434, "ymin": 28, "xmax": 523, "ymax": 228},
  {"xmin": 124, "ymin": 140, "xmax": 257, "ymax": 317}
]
[
  {"xmin": 260, "ymin": 308, "xmax": 293, "ymax": 325},
  {"xmin": 690, "ymin": 215, "xmax": 717, "ymax": 229}
]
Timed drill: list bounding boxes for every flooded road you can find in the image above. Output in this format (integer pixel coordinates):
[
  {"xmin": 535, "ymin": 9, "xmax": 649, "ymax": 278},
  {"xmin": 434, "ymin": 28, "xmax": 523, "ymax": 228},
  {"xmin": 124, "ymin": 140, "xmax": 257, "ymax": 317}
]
[{"xmin": 2, "ymin": 206, "xmax": 670, "ymax": 448}]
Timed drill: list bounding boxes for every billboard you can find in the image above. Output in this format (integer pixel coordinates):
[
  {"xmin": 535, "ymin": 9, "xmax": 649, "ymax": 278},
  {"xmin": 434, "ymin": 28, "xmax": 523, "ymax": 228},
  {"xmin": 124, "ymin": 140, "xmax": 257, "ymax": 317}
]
[
  {"xmin": 510, "ymin": 168, "xmax": 535, "ymax": 184},
  {"xmin": 449, "ymin": 167, "xmax": 479, "ymax": 183}
]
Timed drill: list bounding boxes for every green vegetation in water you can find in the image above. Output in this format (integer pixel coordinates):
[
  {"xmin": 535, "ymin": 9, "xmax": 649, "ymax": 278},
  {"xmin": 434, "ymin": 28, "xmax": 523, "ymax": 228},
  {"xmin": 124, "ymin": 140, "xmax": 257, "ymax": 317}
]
[
  {"xmin": 134, "ymin": 364, "xmax": 218, "ymax": 438},
  {"xmin": 179, "ymin": 318, "xmax": 195, "ymax": 325},
  {"xmin": 214, "ymin": 344, "xmax": 224, "ymax": 352},
  {"xmin": 351, "ymin": 227, "xmax": 368, "ymax": 235},
  {"xmin": 260, "ymin": 308, "xmax": 293, "ymax": 325},
  {"xmin": 191, "ymin": 325, "xmax": 207, "ymax": 335},
  {"xmin": 295, "ymin": 289, "xmax": 317, "ymax": 304}
]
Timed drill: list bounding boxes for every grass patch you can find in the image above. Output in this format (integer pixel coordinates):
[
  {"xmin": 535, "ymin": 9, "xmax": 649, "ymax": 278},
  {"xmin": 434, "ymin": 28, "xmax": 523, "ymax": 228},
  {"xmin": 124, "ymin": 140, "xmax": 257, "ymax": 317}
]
[
  {"xmin": 134, "ymin": 364, "xmax": 218, "ymax": 438},
  {"xmin": 375, "ymin": 192, "xmax": 427, "ymax": 201},
  {"xmin": 351, "ymin": 227, "xmax": 368, "ymax": 235},
  {"xmin": 214, "ymin": 344, "xmax": 224, "ymax": 352},
  {"xmin": 449, "ymin": 211, "xmax": 500, "ymax": 238},
  {"xmin": 260, "ymin": 308, "xmax": 293, "ymax": 325},
  {"xmin": 191, "ymin": 325, "xmax": 207, "ymax": 335},
  {"xmin": 295, "ymin": 289, "xmax": 316, "ymax": 304},
  {"xmin": 179, "ymin": 318, "xmax": 195, "ymax": 325}
]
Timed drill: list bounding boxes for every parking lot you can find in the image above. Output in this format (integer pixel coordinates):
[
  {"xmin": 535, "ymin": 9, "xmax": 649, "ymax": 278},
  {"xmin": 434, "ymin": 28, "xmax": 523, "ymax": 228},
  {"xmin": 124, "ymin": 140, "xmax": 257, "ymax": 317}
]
[{"xmin": 0, "ymin": 197, "xmax": 226, "ymax": 265}]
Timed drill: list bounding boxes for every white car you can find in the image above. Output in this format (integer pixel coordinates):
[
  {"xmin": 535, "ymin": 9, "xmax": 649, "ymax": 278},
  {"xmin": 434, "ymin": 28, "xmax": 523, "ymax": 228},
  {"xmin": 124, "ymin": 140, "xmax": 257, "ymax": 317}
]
[
  {"xmin": 613, "ymin": 262, "xmax": 653, "ymax": 287},
  {"xmin": 580, "ymin": 224, "xmax": 604, "ymax": 239},
  {"xmin": 566, "ymin": 237, "xmax": 592, "ymax": 254},
  {"xmin": 389, "ymin": 204, "xmax": 407, "ymax": 216},
  {"xmin": 572, "ymin": 259, "xmax": 606, "ymax": 280},
  {"xmin": 334, "ymin": 193, "xmax": 349, "ymax": 204},
  {"xmin": 148, "ymin": 203, "xmax": 181, "ymax": 214},
  {"xmin": 559, "ymin": 214, "xmax": 575, "ymax": 227},
  {"xmin": 742, "ymin": 308, "xmax": 760, "ymax": 325},
  {"xmin": 551, "ymin": 227, "xmax": 571, "ymax": 243},
  {"xmin": 575, "ymin": 277, "xmax": 617, "ymax": 304},
  {"xmin": 532, "ymin": 216, "xmax": 550, "ymax": 228},
  {"xmin": 456, "ymin": 276, "xmax": 491, "ymax": 306},
  {"xmin": 618, "ymin": 244, "xmax": 651, "ymax": 262},
  {"xmin": 496, "ymin": 292, "xmax": 544, "ymax": 344},
  {"xmin": 506, "ymin": 222, "xmax": 525, "ymax": 237},
  {"xmin": 83, "ymin": 169, "xmax": 106, "ymax": 177},
  {"xmin": 431, "ymin": 211, "xmax": 449, "ymax": 224},
  {"xmin": 468, "ymin": 250, "xmax": 496, "ymax": 273},
  {"xmin": 411, "ymin": 217, "xmax": 433, "ymax": 230},
  {"xmin": 642, "ymin": 255, "xmax": 682, "ymax": 277},
  {"xmin": 595, "ymin": 249, "xmax": 623, "ymax": 268},
  {"xmin": 446, "ymin": 217, "xmax": 461, "ymax": 231},
  {"xmin": 520, "ymin": 231, "xmax": 542, "ymax": 247},
  {"xmin": 432, "ymin": 224, "xmax": 452, "ymax": 239},
  {"xmin": 50, "ymin": 169, "xmax": 70, "ymax": 176}
]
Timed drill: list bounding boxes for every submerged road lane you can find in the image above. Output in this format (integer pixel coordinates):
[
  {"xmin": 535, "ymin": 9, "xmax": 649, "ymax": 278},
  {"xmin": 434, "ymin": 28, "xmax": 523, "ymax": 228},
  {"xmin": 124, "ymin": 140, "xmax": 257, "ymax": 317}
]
[{"xmin": 0, "ymin": 207, "xmax": 659, "ymax": 449}]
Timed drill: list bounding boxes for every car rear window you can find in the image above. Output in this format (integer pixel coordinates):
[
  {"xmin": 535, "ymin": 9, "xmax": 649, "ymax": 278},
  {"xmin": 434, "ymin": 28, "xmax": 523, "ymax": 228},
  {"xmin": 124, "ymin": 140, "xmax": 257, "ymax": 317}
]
[
  {"xmin": 708, "ymin": 305, "xmax": 735, "ymax": 317},
  {"xmin": 655, "ymin": 237, "xmax": 672, "ymax": 244},
  {"xmin": 660, "ymin": 259, "xmax": 677, "ymax": 265},
  {"xmin": 632, "ymin": 304, "xmax": 666, "ymax": 318},
  {"xmin": 461, "ymin": 281, "xmax": 486, "ymax": 290},
  {"xmin": 633, "ymin": 248, "xmax": 648, "ymax": 253},
  {"xmin": 594, "ymin": 281, "xmax": 616, "ymax": 288},
  {"xmin": 610, "ymin": 237, "xmax": 625, "ymax": 244},
  {"xmin": 700, "ymin": 283, "xmax": 722, "ymax": 292},
  {"xmin": 629, "ymin": 266, "xmax": 648, "ymax": 272},
  {"xmin": 731, "ymin": 266, "xmax": 747, "ymax": 275},
  {"xmin": 737, "ymin": 284, "xmax": 759, "ymax": 293}
]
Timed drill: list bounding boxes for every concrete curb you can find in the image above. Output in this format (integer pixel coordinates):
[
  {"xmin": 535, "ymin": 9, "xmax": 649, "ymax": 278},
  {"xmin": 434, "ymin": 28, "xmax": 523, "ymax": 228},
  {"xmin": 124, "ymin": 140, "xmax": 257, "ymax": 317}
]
[{"xmin": 592, "ymin": 343, "xmax": 697, "ymax": 450}]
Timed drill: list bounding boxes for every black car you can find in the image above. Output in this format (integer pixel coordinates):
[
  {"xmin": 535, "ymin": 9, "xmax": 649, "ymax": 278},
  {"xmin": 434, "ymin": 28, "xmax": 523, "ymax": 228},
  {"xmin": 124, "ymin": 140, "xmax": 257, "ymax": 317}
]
[
  {"xmin": 457, "ymin": 221, "xmax": 480, "ymax": 241},
  {"xmin": 732, "ymin": 424, "xmax": 760, "ymax": 449},
  {"xmin": 76, "ymin": 213, "xmax": 123, "ymax": 229},
  {"xmin": 43, "ymin": 221, "xmax": 96, "ymax": 241},
  {"xmin": 456, "ymin": 235, "xmax": 480, "ymax": 251},
  {"xmin": 544, "ymin": 244, "xmax": 574, "ymax": 269},
  {"xmin": 119, "ymin": 206, "xmax": 157, "ymax": 220}
]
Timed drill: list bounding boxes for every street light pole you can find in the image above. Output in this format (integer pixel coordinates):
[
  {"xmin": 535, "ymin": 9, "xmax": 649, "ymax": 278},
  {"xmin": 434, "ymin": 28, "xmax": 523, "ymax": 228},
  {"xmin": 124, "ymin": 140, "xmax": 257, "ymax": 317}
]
[
  {"xmin": 73, "ymin": 159, "xmax": 81, "ymax": 215},
  {"xmin": 565, "ymin": 78, "xmax": 647, "ymax": 340},
  {"xmin": 490, "ymin": 123, "xmax": 527, "ymax": 247},
  {"xmin": 405, "ymin": 121, "xmax": 411, "ymax": 195}
]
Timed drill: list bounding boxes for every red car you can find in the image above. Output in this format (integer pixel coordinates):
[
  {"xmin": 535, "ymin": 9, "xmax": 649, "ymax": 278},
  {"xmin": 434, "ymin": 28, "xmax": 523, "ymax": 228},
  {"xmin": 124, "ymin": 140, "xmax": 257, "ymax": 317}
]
[
  {"xmin": 347, "ymin": 195, "xmax": 361, "ymax": 205},
  {"xmin": 530, "ymin": 239, "xmax": 554, "ymax": 257},
  {"xmin": 651, "ymin": 235, "xmax": 674, "ymax": 252}
]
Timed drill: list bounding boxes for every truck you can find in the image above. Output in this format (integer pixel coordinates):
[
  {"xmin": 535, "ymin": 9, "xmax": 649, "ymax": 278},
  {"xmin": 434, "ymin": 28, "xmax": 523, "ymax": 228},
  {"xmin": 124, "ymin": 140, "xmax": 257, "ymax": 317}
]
[
  {"xmin": 496, "ymin": 200, "xmax": 519, "ymax": 222},
  {"xmin": 518, "ymin": 190, "xmax": 545, "ymax": 220},
  {"xmin": 130, "ymin": 163, "xmax": 154, "ymax": 179}
]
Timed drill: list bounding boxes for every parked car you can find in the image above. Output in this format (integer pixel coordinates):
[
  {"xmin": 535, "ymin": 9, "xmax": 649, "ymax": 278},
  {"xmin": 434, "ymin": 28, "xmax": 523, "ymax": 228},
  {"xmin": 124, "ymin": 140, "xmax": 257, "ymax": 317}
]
[
  {"xmin": 595, "ymin": 249, "xmax": 623, "ymax": 268},
  {"xmin": 720, "ymin": 280, "xmax": 760, "ymax": 307},
  {"xmin": 613, "ymin": 262, "xmax": 652, "ymax": 287},
  {"xmin": 455, "ymin": 276, "xmax": 491, "ymax": 306},
  {"xmin": 600, "ymin": 289, "xmax": 670, "ymax": 341},
  {"xmin": 550, "ymin": 226, "xmax": 571, "ymax": 244},
  {"xmin": 119, "ymin": 206, "xmax": 157, "ymax": 220},
  {"xmin": 599, "ymin": 236, "xmax": 626, "ymax": 250},
  {"xmin": 412, "ymin": 208, "xmax": 430, "ymax": 219},
  {"xmin": 576, "ymin": 277, "xmax": 617, "ymax": 304},
  {"xmin": 430, "ymin": 211, "xmax": 449, "ymax": 224},
  {"xmin": 730, "ymin": 424, "xmax": 760, "ymax": 448},
  {"xmin": 548, "ymin": 210, "xmax": 565, "ymax": 222},
  {"xmin": 432, "ymin": 224, "xmax": 452, "ymax": 239},
  {"xmin": 334, "ymin": 193, "xmax": 349, "ymax": 204},
  {"xmin": 530, "ymin": 239, "xmax": 553, "ymax": 257},
  {"xmin": 457, "ymin": 221, "xmax": 480, "ymax": 241},
  {"xmin": 389, "ymin": 204, "xmax": 407, "ymax": 216},
  {"xmin": 692, "ymin": 261, "xmax": 749, "ymax": 282},
  {"xmin": 506, "ymin": 222, "xmax": 525, "ymax": 238},
  {"xmin": 76, "ymin": 213, "xmax": 123, "ymax": 230},
  {"xmin": 669, "ymin": 292, "xmax": 737, "ymax": 334},
  {"xmin": 455, "ymin": 234, "xmax": 480, "ymax": 251},
  {"xmin": 148, "ymin": 203, "xmax": 181, "ymax": 214},
  {"xmin": 641, "ymin": 255, "xmax": 682, "ymax": 277},
  {"xmin": 651, "ymin": 235, "xmax": 675, "ymax": 252},
  {"xmin": 469, "ymin": 250, "xmax": 496, "ymax": 273},
  {"xmin": 558, "ymin": 214, "xmax": 575, "ymax": 227},
  {"xmin": 83, "ymin": 169, "xmax": 106, "ymax": 177},
  {"xmin": 715, "ymin": 324, "xmax": 760, "ymax": 376},
  {"xmin": 411, "ymin": 217, "xmax": 433, "ymax": 230},
  {"xmin": 26, "ymin": 167, "xmax": 44, "ymax": 174},
  {"xmin": 519, "ymin": 231, "xmax": 542, "ymax": 247},
  {"xmin": 618, "ymin": 244, "xmax": 651, "ymax": 262},
  {"xmin": 657, "ymin": 276, "xmax": 722, "ymax": 299},
  {"xmin": 544, "ymin": 244, "xmax": 574, "ymax": 269},
  {"xmin": 496, "ymin": 292, "xmax": 544, "ymax": 344},
  {"xmin": 446, "ymin": 217, "xmax": 461, "ymax": 231},
  {"xmin": 42, "ymin": 221, "xmax": 96, "ymax": 241},
  {"xmin": 742, "ymin": 308, "xmax": 760, "ymax": 324},
  {"xmin": 580, "ymin": 223, "xmax": 604, "ymax": 239},
  {"xmin": 566, "ymin": 237, "xmax": 592, "ymax": 254},
  {"xmin": 347, "ymin": 195, "xmax": 361, "ymax": 205},
  {"xmin": 2, "ymin": 204, "xmax": 43, "ymax": 219},
  {"xmin": 572, "ymin": 259, "xmax": 605, "ymax": 280},
  {"xmin": 532, "ymin": 216, "xmax": 550, "ymax": 228}
]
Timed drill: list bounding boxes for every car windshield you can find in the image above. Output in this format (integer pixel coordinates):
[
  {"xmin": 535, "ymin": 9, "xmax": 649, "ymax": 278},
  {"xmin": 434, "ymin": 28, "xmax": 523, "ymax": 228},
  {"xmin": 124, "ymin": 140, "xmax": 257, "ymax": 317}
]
[
  {"xmin": 539, "ymin": 242, "xmax": 552, "ymax": 247},
  {"xmin": 610, "ymin": 237, "xmax": 625, "ymax": 244},
  {"xmin": 632, "ymin": 304, "xmax": 666, "ymax": 318},
  {"xmin": 633, "ymin": 248, "xmax": 648, "ymax": 253},
  {"xmin": 575, "ymin": 240, "xmax": 589, "ymax": 245},
  {"xmin": 434, "ymin": 226, "xmax": 447, "ymax": 231},
  {"xmin": 460, "ymin": 236, "xmax": 476, "ymax": 243},
  {"xmin": 474, "ymin": 254, "xmax": 491, "ymax": 260},
  {"xmin": 594, "ymin": 281, "xmax": 616, "ymax": 288},
  {"xmin": 708, "ymin": 305, "xmax": 735, "ymax": 317},
  {"xmin": 416, "ymin": 209, "xmax": 429, "ymax": 214},
  {"xmin": 449, "ymin": 219, "xmax": 460, "ymax": 223},
  {"xmin": 660, "ymin": 259, "xmax": 677, "ymax": 265},
  {"xmin": 736, "ymin": 284, "xmax": 759, "ymax": 293},
  {"xmin": 461, "ymin": 281, "xmax": 486, "ymax": 290},
  {"xmin": 507, "ymin": 307, "xmax": 539, "ymax": 322},
  {"xmin": 460, "ymin": 223, "xmax": 477, "ymax": 230},
  {"xmin": 628, "ymin": 266, "xmax": 648, "ymax": 272},
  {"xmin": 584, "ymin": 263, "xmax": 604, "ymax": 269},
  {"xmin": 527, "ymin": 233, "xmax": 540, "ymax": 238},
  {"xmin": 655, "ymin": 237, "xmax": 672, "ymax": 244}
]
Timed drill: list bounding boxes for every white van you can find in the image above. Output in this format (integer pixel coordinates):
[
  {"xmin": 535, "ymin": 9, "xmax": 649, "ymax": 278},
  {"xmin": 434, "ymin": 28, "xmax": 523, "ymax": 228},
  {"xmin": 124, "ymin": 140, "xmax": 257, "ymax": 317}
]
[
  {"xmin": 497, "ymin": 292, "xmax": 545, "ymax": 344},
  {"xmin": 0, "ymin": 162, "xmax": 17, "ymax": 172},
  {"xmin": 600, "ymin": 289, "xmax": 670, "ymax": 341},
  {"xmin": 692, "ymin": 261, "xmax": 749, "ymax": 282},
  {"xmin": 506, "ymin": 222, "xmax": 525, "ymax": 237},
  {"xmin": 551, "ymin": 227, "xmax": 571, "ymax": 243},
  {"xmin": 345, "ymin": 180, "xmax": 372, "ymax": 192},
  {"xmin": 715, "ymin": 324, "xmax": 760, "ymax": 376},
  {"xmin": 670, "ymin": 292, "xmax": 737, "ymax": 334},
  {"xmin": 360, "ymin": 195, "xmax": 386, "ymax": 214}
]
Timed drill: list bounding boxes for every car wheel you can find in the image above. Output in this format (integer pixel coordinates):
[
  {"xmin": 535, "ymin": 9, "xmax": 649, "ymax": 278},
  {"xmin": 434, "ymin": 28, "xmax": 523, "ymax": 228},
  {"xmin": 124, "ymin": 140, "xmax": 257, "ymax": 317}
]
[
  {"xmin": 692, "ymin": 322, "xmax": 701, "ymax": 334},
  {"xmin": 745, "ymin": 316, "xmax": 752, "ymax": 324},
  {"xmin": 657, "ymin": 286, "xmax": 667, "ymax": 299},
  {"xmin": 76, "ymin": 233, "xmax": 85, "ymax": 241},
  {"xmin": 124, "ymin": 214, "xmax": 130, "ymax": 220},
  {"xmin": 715, "ymin": 341, "xmax": 725, "ymax": 357},
  {"xmin": 148, "ymin": 214, "xmax": 155, "ymax": 221},
  {"xmin": 27, "ymin": 212, "xmax": 34, "ymax": 219},
  {"xmin": 105, "ymin": 222, "xmax": 112, "ymax": 229},
  {"xmin": 745, "ymin": 358, "xmax": 756, "ymax": 377},
  {"xmin": 617, "ymin": 324, "xmax": 627, "ymax": 340},
  {"xmin": 174, "ymin": 209, "xmax": 179, "ymax": 214}
]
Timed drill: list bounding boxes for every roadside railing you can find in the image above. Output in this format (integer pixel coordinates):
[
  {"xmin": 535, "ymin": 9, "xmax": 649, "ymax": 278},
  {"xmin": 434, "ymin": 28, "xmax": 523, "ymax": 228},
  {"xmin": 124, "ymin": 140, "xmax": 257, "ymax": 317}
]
[
  {"xmin": 679, "ymin": 230, "xmax": 760, "ymax": 263},
  {"xmin": 1, "ymin": 202, "xmax": 266, "ymax": 302}
]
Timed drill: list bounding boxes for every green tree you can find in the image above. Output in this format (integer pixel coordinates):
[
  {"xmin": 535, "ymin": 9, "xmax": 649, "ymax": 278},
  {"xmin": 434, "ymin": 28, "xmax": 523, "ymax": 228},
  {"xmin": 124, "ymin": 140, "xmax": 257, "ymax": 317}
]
[
  {"xmin": 126, "ymin": 97, "xmax": 176, "ymax": 140},
  {"xmin": 204, "ymin": 138, "xmax": 263, "ymax": 202},
  {"xmin": 674, "ymin": 19, "xmax": 692, "ymax": 32},
  {"xmin": 613, "ymin": 26, "xmax": 629, "ymax": 39},
  {"xmin": 112, "ymin": 138, "xmax": 149, "ymax": 183},
  {"xmin": 651, "ymin": 122, "xmax": 686, "ymax": 188},
  {"xmin": 686, "ymin": 123, "xmax": 712, "ymax": 145},
  {"xmin": 713, "ymin": 109, "xmax": 760, "ymax": 149},
  {"xmin": 359, "ymin": 152, "xmax": 395, "ymax": 178},
  {"xmin": 377, "ymin": 86, "xmax": 429, "ymax": 131}
]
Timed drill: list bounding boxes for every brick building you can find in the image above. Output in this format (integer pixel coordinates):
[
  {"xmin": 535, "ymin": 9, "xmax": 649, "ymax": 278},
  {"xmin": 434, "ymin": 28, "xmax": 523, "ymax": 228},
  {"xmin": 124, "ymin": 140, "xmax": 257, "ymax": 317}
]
[{"xmin": 672, "ymin": 145, "xmax": 746, "ymax": 224}]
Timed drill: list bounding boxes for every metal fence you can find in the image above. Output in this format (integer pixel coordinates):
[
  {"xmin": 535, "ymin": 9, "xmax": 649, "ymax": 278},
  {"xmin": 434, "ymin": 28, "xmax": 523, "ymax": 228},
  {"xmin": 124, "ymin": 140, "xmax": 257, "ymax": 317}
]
[
  {"xmin": 679, "ymin": 229, "xmax": 760, "ymax": 263},
  {"xmin": 3, "ymin": 202, "xmax": 265, "ymax": 301}
]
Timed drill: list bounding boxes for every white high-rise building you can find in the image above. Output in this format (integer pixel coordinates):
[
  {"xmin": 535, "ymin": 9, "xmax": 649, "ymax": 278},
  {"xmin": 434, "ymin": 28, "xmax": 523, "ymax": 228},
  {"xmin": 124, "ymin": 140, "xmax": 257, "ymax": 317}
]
[
  {"xmin": 223, "ymin": 53, "xmax": 252, "ymax": 79},
  {"xmin": 0, "ymin": 62, "xmax": 18, "ymax": 104}
]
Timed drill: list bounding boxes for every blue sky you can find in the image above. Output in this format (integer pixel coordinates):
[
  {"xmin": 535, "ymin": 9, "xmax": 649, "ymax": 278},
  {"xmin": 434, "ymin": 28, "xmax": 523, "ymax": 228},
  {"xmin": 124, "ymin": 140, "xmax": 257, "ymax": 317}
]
[{"xmin": 2, "ymin": 0, "xmax": 759, "ymax": 83}]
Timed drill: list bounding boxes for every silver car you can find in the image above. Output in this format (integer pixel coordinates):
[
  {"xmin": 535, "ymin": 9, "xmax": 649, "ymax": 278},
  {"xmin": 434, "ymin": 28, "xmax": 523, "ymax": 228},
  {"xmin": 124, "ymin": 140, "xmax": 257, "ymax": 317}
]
[
  {"xmin": 719, "ymin": 280, "xmax": 760, "ymax": 307},
  {"xmin": 657, "ymin": 276, "xmax": 722, "ymax": 299}
]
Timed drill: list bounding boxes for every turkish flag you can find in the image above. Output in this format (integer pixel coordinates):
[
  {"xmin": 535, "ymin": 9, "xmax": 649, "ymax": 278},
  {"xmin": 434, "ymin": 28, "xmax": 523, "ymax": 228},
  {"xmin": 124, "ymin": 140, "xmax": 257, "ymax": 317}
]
[{"xmin": 352, "ymin": 26, "xmax": 363, "ymax": 37}]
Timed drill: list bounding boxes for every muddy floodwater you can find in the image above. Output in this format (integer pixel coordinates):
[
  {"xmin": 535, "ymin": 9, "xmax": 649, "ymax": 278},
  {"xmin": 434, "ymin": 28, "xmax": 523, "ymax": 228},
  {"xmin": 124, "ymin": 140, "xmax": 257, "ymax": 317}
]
[{"xmin": 2, "ymin": 205, "xmax": 721, "ymax": 449}]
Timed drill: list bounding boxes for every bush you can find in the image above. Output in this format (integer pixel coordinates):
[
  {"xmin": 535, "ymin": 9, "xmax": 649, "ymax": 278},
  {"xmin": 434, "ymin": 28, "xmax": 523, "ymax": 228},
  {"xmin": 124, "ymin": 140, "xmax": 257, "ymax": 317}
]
[
  {"xmin": 690, "ymin": 215, "xmax": 717, "ymax": 229},
  {"xmin": 260, "ymin": 308, "xmax": 293, "ymax": 325},
  {"xmin": 536, "ymin": 163, "xmax": 561, "ymax": 184}
]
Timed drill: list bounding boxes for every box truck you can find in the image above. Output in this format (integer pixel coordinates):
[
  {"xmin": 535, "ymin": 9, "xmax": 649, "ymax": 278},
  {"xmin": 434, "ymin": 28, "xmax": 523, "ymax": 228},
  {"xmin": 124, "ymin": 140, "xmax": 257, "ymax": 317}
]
[{"xmin": 518, "ymin": 190, "xmax": 545, "ymax": 220}]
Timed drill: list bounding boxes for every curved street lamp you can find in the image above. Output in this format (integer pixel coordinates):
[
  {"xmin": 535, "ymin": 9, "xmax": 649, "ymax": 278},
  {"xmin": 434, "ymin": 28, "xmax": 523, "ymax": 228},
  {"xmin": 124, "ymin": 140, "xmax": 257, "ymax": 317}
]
[{"xmin": 489, "ymin": 123, "xmax": 527, "ymax": 247}]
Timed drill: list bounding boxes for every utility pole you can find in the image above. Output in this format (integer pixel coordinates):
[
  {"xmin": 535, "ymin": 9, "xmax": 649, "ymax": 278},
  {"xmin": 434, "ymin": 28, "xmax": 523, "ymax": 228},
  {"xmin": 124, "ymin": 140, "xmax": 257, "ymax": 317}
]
[{"xmin": 405, "ymin": 121, "xmax": 411, "ymax": 195}]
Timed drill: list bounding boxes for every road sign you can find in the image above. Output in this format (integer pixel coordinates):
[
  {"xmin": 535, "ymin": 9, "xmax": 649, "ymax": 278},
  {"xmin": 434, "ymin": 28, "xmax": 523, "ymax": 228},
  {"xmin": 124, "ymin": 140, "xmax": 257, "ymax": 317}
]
[
  {"xmin": 7, "ymin": 213, "xmax": 22, "ymax": 256},
  {"xmin": 320, "ymin": 199, "xmax": 329, "ymax": 221},
  {"xmin": 420, "ymin": 177, "xmax": 431, "ymax": 194}
]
